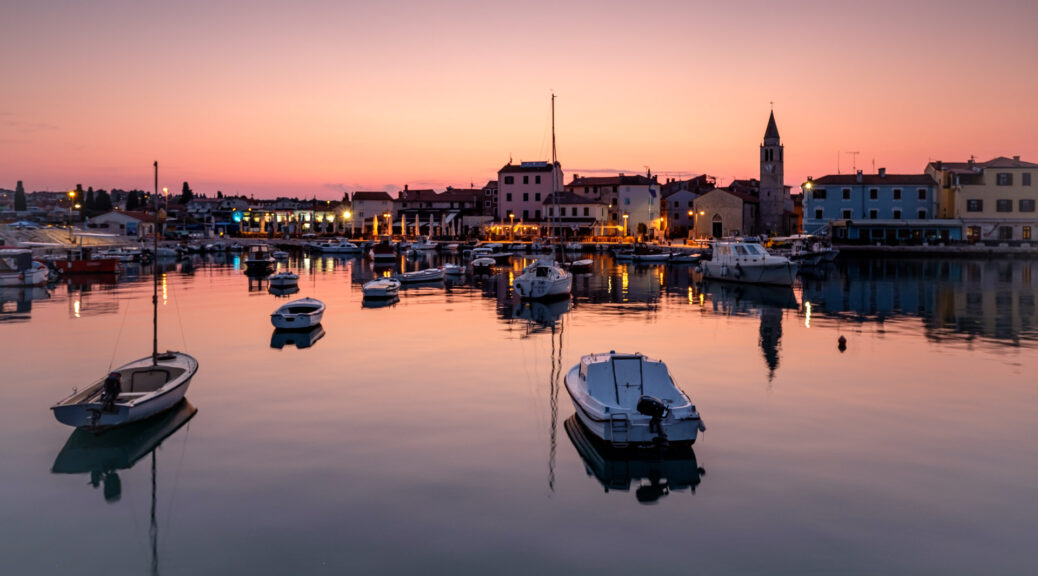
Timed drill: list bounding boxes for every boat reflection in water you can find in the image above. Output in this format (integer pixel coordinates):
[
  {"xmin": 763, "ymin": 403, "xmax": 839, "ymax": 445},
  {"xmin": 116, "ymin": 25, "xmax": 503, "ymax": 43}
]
[
  {"xmin": 51, "ymin": 399, "xmax": 196, "ymax": 575},
  {"xmin": 361, "ymin": 295, "xmax": 400, "ymax": 309},
  {"xmin": 270, "ymin": 324, "xmax": 326, "ymax": 349},
  {"xmin": 0, "ymin": 286, "xmax": 50, "ymax": 322},
  {"xmin": 564, "ymin": 415, "xmax": 704, "ymax": 505},
  {"xmin": 696, "ymin": 280, "xmax": 797, "ymax": 381},
  {"xmin": 513, "ymin": 298, "xmax": 571, "ymax": 330}
]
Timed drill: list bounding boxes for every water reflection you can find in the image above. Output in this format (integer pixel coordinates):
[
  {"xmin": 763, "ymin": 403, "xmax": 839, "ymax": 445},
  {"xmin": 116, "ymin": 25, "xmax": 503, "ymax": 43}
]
[
  {"xmin": 270, "ymin": 325, "xmax": 326, "ymax": 349},
  {"xmin": 51, "ymin": 400, "xmax": 197, "ymax": 574},
  {"xmin": 0, "ymin": 286, "xmax": 49, "ymax": 322},
  {"xmin": 802, "ymin": 258, "xmax": 1038, "ymax": 346},
  {"xmin": 565, "ymin": 416, "xmax": 705, "ymax": 504}
]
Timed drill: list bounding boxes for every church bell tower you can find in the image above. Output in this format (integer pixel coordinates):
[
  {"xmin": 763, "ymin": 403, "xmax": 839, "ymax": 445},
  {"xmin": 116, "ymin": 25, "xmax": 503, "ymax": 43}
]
[{"xmin": 760, "ymin": 110, "xmax": 786, "ymax": 235}]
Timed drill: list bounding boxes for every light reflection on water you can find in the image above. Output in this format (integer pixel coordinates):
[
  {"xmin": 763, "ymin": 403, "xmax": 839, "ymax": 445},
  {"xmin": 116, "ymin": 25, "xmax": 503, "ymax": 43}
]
[{"xmin": 1, "ymin": 254, "xmax": 1037, "ymax": 575}]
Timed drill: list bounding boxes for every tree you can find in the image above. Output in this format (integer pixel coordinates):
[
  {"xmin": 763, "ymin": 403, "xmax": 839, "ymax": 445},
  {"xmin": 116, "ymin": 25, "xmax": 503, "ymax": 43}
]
[
  {"xmin": 85, "ymin": 187, "xmax": 96, "ymax": 210},
  {"xmin": 95, "ymin": 190, "xmax": 113, "ymax": 212},
  {"xmin": 14, "ymin": 181, "xmax": 26, "ymax": 211},
  {"xmin": 217, "ymin": 190, "xmax": 223, "ymax": 199},
  {"xmin": 181, "ymin": 181, "xmax": 194, "ymax": 204},
  {"xmin": 126, "ymin": 191, "xmax": 140, "ymax": 211}
]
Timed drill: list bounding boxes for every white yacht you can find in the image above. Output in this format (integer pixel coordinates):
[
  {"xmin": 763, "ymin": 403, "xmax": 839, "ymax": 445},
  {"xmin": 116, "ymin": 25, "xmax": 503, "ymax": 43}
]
[
  {"xmin": 320, "ymin": 239, "xmax": 362, "ymax": 254},
  {"xmin": 699, "ymin": 239, "xmax": 798, "ymax": 286},
  {"xmin": 512, "ymin": 259, "xmax": 572, "ymax": 300},
  {"xmin": 564, "ymin": 351, "xmax": 705, "ymax": 447}
]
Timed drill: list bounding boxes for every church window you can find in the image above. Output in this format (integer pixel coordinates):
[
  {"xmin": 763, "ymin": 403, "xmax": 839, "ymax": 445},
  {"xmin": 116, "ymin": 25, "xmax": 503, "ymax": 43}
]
[{"xmin": 843, "ymin": 188, "xmax": 851, "ymax": 200}]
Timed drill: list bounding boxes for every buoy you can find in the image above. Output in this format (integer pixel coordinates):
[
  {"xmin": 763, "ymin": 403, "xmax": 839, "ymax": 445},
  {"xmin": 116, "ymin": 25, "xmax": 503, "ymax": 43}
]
[{"xmin": 838, "ymin": 335, "xmax": 847, "ymax": 353}]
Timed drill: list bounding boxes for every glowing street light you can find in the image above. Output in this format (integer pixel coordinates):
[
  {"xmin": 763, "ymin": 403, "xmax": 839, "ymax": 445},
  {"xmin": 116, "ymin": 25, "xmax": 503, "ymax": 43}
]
[
  {"xmin": 509, "ymin": 212, "xmax": 515, "ymax": 242},
  {"xmin": 622, "ymin": 213, "xmax": 629, "ymax": 237},
  {"xmin": 67, "ymin": 190, "xmax": 76, "ymax": 240}
]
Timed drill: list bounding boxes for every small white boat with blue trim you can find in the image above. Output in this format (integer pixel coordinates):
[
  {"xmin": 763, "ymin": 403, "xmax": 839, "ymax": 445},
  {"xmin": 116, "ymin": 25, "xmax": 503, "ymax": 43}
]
[
  {"xmin": 362, "ymin": 277, "xmax": 401, "ymax": 298},
  {"xmin": 565, "ymin": 351, "xmax": 704, "ymax": 447}
]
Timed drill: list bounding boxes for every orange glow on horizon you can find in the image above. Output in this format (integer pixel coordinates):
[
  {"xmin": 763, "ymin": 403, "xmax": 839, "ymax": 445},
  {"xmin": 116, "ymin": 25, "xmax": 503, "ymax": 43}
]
[{"xmin": 2, "ymin": 3, "xmax": 1036, "ymax": 198}]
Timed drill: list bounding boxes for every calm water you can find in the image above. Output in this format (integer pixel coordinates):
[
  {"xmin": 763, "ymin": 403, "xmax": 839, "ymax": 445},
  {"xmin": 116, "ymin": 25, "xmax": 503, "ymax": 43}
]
[{"xmin": 2, "ymin": 252, "xmax": 1036, "ymax": 575}]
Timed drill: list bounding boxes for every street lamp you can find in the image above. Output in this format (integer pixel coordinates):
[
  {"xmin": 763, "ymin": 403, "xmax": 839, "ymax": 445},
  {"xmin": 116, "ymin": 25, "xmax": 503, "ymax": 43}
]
[
  {"xmin": 509, "ymin": 212, "xmax": 515, "ymax": 242},
  {"xmin": 383, "ymin": 212, "xmax": 391, "ymax": 237},
  {"xmin": 689, "ymin": 210, "xmax": 705, "ymax": 241},
  {"xmin": 67, "ymin": 190, "xmax": 76, "ymax": 240},
  {"xmin": 343, "ymin": 210, "xmax": 353, "ymax": 236},
  {"xmin": 622, "ymin": 213, "xmax": 629, "ymax": 238}
]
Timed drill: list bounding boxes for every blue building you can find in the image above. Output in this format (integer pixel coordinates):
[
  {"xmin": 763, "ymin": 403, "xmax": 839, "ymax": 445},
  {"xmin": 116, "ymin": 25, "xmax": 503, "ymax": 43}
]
[{"xmin": 802, "ymin": 169, "xmax": 961, "ymax": 243}]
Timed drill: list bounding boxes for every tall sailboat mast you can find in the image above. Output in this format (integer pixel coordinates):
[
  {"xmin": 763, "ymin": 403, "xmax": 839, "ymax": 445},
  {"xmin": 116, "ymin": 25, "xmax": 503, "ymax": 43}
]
[
  {"xmin": 152, "ymin": 161, "xmax": 159, "ymax": 366},
  {"xmin": 551, "ymin": 92, "xmax": 559, "ymax": 244}
]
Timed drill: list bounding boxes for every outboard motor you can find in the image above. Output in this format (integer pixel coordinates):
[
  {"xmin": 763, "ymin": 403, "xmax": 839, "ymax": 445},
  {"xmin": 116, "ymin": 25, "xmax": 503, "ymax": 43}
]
[{"xmin": 637, "ymin": 395, "xmax": 669, "ymax": 444}]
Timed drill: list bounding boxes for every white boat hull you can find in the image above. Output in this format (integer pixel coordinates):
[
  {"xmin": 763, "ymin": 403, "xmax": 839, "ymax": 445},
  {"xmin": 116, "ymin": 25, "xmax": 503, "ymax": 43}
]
[
  {"xmin": 51, "ymin": 352, "xmax": 198, "ymax": 430},
  {"xmin": 513, "ymin": 273, "xmax": 571, "ymax": 300},
  {"xmin": 0, "ymin": 265, "xmax": 49, "ymax": 287},
  {"xmin": 271, "ymin": 298, "xmax": 325, "ymax": 329},
  {"xmin": 700, "ymin": 260, "xmax": 798, "ymax": 286},
  {"xmin": 362, "ymin": 279, "xmax": 401, "ymax": 298},
  {"xmin": 269, "ymin": 273, "xmax": 299, "ymax": 287}
]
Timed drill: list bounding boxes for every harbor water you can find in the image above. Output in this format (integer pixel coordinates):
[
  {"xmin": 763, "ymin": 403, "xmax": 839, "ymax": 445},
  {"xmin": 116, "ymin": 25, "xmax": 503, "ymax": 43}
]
[{"xmin": 1, "ymin": 252, "xmax": 1036, "ymax": 575}]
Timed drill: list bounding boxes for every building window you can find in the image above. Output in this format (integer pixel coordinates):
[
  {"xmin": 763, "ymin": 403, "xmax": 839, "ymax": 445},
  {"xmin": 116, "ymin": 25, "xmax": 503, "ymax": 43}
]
[
  {"xmin": 893, "ymin": 209, "xmax": 901, "ymax": 219},
  {"xmin": 535, "ymin": 193, "xmax": 541, "ymax": 201},
  {"xmin": 548, "ymin": 206, "xmax": 553, "ymax": 216},
  {"xmin": 893, "ymin": 188, "xmax": 902, "ymax": 200},
  {"xmin": 506, "ymin": 193, "xmax": 512, "ymax": 202},
  {"xmin": 997, "ymin": 199, "xmax": 1013, "ymax": 212},
  {"xmin": 535, "ymin": 210, "xmax": 541, "ymax": 220},
  {"xmin": 842, "ymin": 209, "xmax": 852, "ymax": 219},
  {"xmin": 917, "ymin": 188, "xmax": 927, "ymax": 200},
  {"xmin": 814, "ymin": 209, "xmax": 823, "ymax": 219},
  {"xmin": 967, "ymin": 199, "xmax": 983, "ymax": 212},
  {"xmin": 869, "ymin": 188, "xmax": 878, "ymax": 200},
  {"xmin": 842, "ymin": 188, "xmax": 851, "ymax": 200},
  {"xmin": 535, "ymin": 175, "xmax": 541, "ymax": 184},
  {"xmin": 1020, "ymin": 199, "xmax": 1035, "ymax": 212},
  {"xmin": 812, "ymin": 188, "xmax": 827, "ymax": 200},
  {"xmin": 624, "ymin": 198, "xmax": 630, "ymax": 205},
  {"xmin": 996, "ymin": 173, "xmax": 1013, "ymax": 186},
  {"xmin": 1024, "ymin": 226, "xmax": 1032, "ymax": 240},
  {"xmin": 968, "ymin": 226, "xmax": 981, "ymax": 242},
  {"xmin": 504, "ymin": 176, "xmax": 514, "ymax": 185},
  {"xmin": 1024, "ymin": 173, "xmax": 1032, "ymax": 186},
  {"xmin": 585, "ymin": 207, "xmax": 591, "ymax": 217},
  {"xmin": 522, "ymin": 193, "xmax": 529, "ymax": 201},
  {"xmin": 999, "ymin": 226, "xmax": 1013, "ymax": 240},
  {"xmin": 523, "ymin": 210, "xmax": 529, "ymax": 219},
  {"xmin": 869, "ymin": 209, "xmax": 878, "ymax": 219},
  {"xmin": 687, "ymin": 201, "xmax": 694, "ymax": 207},
  {"xmin": 673, "ymin": 201, "xmax": 678, "ymax": 208},
  {"xmin": 523, "ymin": 176, "xmax": 529, "ymax": 185},
  {"xmin": 917, "ymin": 209, "xmax": 927, "ymax": 219}
]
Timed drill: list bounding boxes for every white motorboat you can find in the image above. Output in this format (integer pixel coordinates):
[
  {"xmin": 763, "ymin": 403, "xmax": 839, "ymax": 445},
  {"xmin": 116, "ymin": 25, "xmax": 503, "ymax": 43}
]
[
  {"xmin": 564, "ymin": 351, "xmax": 705, "ymax": 447},
  {"xmin": 270, "ymin": 297, "xmax": 325, "ymax": 330},
  {"xmin": 411, "ymin": 237, "xmax": 438, "ymax": 251},
  {"xmin": 51, "ymin": 162, "xmax": 198, "ymax": 431},
  {"xmin": 471, "ymin": 245, "xmax": 513, "ymax": 263},
  {"xmin": 512, "ymin": 259, "xmax": 572, "ymax": 300},
  {"xmin": 471, "ymin": 257, "xmax": 495, "ymax": 273},
  {"xmin": 0, "ymin": 249, "xmax": 50, "ymax": 287},
  {"xmin": 273, "ymin": 250, "xmax": 290, "ymax": 260},
  {"xmin": 269, "ymin": 271, "xmax": 299, "ymax": 288},
  {"xmin": 396, "ymin": 267, "xmax": 445, "ymax": 283},
  {"xmin": 442, "ymin": 263, "xmax": 464, "ymax": 276},
  {"xmin": 154, "ymin": 246, "xmax": 178, "ymax": 258},
  {"xmin": 321, "ymin": 239, "xmax": 362, "ymax": 254},
  {"xmin": 244, "ymin": 244, "xmax": 275, "ymax": 274},
  {"xmin": 362, "ymin": 277, "xmax": 401, "ymax": 298},
  {"xmin": 699, "ymin": 239, "xmax": 798, "ymax": 286}
]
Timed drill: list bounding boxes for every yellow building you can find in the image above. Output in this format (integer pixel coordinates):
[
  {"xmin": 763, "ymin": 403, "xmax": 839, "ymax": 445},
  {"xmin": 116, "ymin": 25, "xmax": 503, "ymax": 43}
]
[{"xmin": 926, "ymin": 156, "xmax": 1038, "ymax": 243}]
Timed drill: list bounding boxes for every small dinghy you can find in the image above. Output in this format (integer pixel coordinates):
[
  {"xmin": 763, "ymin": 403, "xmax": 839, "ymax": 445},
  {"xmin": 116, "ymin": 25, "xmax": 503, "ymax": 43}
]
[
  {"xmin": 471, "ymin": 257, "xmax": 495, "ymax": 273},
  {"xmin": 269, "ymin": 271, "xmax": 299, "ymax": 288},
  {"xmin": 442, "ymin": 263, "xmax": 464, "ymax": 276},
  {"xmin": 564, "ymin": 351, "xmax": 704, "ymax": 447},
  {"xmin": 270, "ymin": 297, "xmax": 325, "ymax": 330},
  {"xmin": 396, "ymin": 267, "xmax": 444, "ymax": 283},
  {"xmin": 362, "ymin": 277, "xmax": 401, "ymax": 299},
  {"xmin": 568, "ymin": 258, "xmax": 593, "ymax": 274}
]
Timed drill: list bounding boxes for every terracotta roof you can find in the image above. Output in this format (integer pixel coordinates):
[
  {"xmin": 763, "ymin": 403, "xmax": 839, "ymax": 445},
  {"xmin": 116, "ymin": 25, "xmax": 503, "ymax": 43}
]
[
  {"xmin": 929, "ymin": 156, "xmax": 1038, "ymax": 172},
  {"xmin": 118, "ymin": 210, "xmax": 159, "ymax": 223},
  {"xmin": 811, "ymin": 174, "xmax": 936, "ymax": 186},
  {"xmin": 543, "ymin": 191, "xmax": 607, "ymax": 206},
  {"xmin": 499, "ymin": 162, "xmax": 557, "ymax": 174},
  {"xmin": 352, "ymin": 191, "xmax": 394, "ymax": 201},
  {"xmin": 567, "ymin": 174, "xmax": 657, "ymax": 187}
]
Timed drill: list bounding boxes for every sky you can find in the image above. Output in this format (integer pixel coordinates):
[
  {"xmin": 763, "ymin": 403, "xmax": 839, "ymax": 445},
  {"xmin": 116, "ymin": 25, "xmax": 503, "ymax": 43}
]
[{"xmin": 3, "ymin": 0, "xmax": 1037, "ymax": 199}]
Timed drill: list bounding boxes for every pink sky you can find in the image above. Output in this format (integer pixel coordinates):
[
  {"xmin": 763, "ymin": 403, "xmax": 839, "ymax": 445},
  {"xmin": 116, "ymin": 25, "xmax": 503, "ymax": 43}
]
[{"xmin": 3, "ymin": 0, "xmax": 1037, "ymax": 198}]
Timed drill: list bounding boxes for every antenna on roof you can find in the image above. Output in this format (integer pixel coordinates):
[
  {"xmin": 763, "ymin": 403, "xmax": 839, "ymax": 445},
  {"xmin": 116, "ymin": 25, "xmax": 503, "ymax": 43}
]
[{"xmin": 845, "ymin": 151, "xmax": 860, "ymax": 172}]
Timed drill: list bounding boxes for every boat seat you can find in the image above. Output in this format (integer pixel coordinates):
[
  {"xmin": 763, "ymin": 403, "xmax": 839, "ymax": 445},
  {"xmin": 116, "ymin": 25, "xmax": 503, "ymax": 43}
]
[{"xmin": 129, "ymin": 368, "xmax": 171, "ymax": 392}]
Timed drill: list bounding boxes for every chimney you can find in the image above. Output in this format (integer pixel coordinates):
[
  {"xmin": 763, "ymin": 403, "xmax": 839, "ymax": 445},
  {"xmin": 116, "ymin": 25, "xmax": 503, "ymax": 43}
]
[
  {"xmin": 856, "ymin": 170, "xmax": 863, "ymax": 183},
  {"xmin": 1013, "ymin": 155, "xmax": 1021, "ymax": 161},
  {"xmin": 878, "ymin": 167, "xmax": 886, "ymax": 178},
  {"xmin": 968, "ymin": 155, "xmax": 975, "ymax": 170},
  {"xmin": 936, "ymin": 161, "xmax": 943, "ymax": 171}
]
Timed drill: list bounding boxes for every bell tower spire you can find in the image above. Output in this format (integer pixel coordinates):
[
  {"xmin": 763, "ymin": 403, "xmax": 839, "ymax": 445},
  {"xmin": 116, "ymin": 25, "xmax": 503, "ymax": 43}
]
[{"xmin": 760, "ymin": 109, "xmax": 786, "ymax": 235}]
